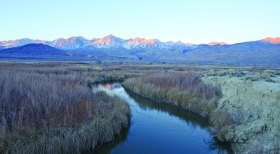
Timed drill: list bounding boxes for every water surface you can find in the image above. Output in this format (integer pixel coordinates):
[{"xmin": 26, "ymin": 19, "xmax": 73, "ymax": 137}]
[{"xmin": 92, "ymin": 83, "xmax": 231, "ymax": 154}]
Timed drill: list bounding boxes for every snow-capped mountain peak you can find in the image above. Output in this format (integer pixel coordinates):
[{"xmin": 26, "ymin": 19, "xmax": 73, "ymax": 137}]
[
  {"xmin": 90, "ymin": 34, "xmax": 125, "ymax": 48},
  {"xmin": 124, "ymin": 37, "xmax": 169, "ymax": 49},
  {"xmin": 51, "ymin": 36, "xmax": 90, "ymax": 50},
  {"xmin": 208, "ymin": 41, "xmax": 227, "ymax": 46},
  {"xmin": 127, "ymin": 37, "xmax": 159, "ymax": 45},
  {"xmin": 263, "ymin": 37, "xmax": 280, "ymax": 44},
  {"xmin": 0, "ymin": 38, "xmax": 39, "ymax": 47}
]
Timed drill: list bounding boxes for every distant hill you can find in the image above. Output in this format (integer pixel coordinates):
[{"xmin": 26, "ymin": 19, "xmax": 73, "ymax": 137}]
[
  {"xmin": 183, "ymin": 41, "xmax": 280, "ymax": 66},
  {"xmin": 0, "ymin": 44, "xmax": 67, "ymax": 56},
  {"xmin": 0, "ymin": 44, "xmax": 68, "ymax": 60}
]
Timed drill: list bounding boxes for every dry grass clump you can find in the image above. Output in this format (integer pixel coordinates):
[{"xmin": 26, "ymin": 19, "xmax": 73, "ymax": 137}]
[
  {"xmin": 0, "ymin": 64, "xmax": 130, "ymax": 154},
  {"xmin": 124, "ymin": 72, "xmax": 221, "ymax": 117},
  {"xmin": 210, "ymin": 110, "xmax": 234, "ymax": 141}
]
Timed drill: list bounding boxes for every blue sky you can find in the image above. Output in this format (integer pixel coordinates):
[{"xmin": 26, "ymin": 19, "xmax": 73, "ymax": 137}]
[{"xmin": 0, "ymin": 0, "xmax": 279, "ymax": 43}]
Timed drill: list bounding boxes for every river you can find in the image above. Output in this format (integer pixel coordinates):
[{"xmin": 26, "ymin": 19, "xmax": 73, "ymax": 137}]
[{"xmin": 92, "ymin": 83, "xmax": 231, "ymax": 154}]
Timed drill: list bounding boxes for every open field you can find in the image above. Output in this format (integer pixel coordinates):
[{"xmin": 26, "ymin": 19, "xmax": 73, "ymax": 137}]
[{"xmin": 0, "ymin": 62, "xmax": 280, "ymax": 153}]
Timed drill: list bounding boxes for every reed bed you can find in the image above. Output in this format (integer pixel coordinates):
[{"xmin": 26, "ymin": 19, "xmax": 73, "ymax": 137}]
[{"xmin": 0, "ymin": 64, "xmax": 130, "ymax": 154}]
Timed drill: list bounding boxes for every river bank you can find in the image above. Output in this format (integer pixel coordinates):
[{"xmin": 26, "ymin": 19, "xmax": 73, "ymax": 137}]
[
  {"xmin": 203, "ymin": 70, "xmax": 280, "ymax": 153},
  {"xmin": 123, "ymin": 72, "xmax": 221, "ymax": 117},
  {"xmin": 123, "ymin": 70, "xmax": 280, "ymax": 153}
]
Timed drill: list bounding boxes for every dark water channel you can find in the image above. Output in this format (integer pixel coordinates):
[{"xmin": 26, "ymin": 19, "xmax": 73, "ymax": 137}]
[{"xmin": 92, "ymin": 83, "xmax": 231, "ymax": 154}]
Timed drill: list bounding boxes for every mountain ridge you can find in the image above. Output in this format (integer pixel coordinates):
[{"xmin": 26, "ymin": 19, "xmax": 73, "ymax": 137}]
[{"xmin": 2, "ymin": 35, "xmax": 278, "ymax": 50}]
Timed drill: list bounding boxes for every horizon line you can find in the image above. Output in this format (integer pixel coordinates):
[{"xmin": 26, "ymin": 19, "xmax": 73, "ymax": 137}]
[{"xmin": 0, "ymin": 34, "xmax": 279, "ymax": 45}]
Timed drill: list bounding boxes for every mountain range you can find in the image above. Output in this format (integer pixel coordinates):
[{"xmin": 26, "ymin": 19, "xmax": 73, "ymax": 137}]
[
  {"xmin": 0, "ymin": 35, "xmax": 280, "ymax": 66},
  {"xmin": 0, "ymin": 35, "xmax": 195, "ymax": 50}
]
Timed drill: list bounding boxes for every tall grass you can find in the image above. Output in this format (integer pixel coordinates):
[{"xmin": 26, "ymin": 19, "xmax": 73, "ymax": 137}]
[
  {"xmin": 0, "ymin": 64, "xmax": 130, "ymax": 154},
  {"xmin": 123, "ymin": 72, "xmax": 221, "ymax": 117}
]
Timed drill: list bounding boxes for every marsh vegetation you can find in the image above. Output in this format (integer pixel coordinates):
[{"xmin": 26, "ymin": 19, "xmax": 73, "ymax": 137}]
[
  {"xmin": 0, "ymin": 62, "xmax": 279, "ymax": 153},
  {"xmin": 124, "ymin": 72, "xmax": 221, "ymax": 117},
  {"xmin": 0, "ymin": 63, "xmax": 130, "ymax": 154}
]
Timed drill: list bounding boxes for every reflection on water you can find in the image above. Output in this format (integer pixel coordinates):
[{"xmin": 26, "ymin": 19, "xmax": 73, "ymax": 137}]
[{"xmin": 92, "ymin": 83, "xmax": 232, "ymax": 154}]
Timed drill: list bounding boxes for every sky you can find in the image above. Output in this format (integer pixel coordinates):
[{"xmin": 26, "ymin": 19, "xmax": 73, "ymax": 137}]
[{"xmin": 0, "ymin": 0, "xmax": 279, "ymax": 44}]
